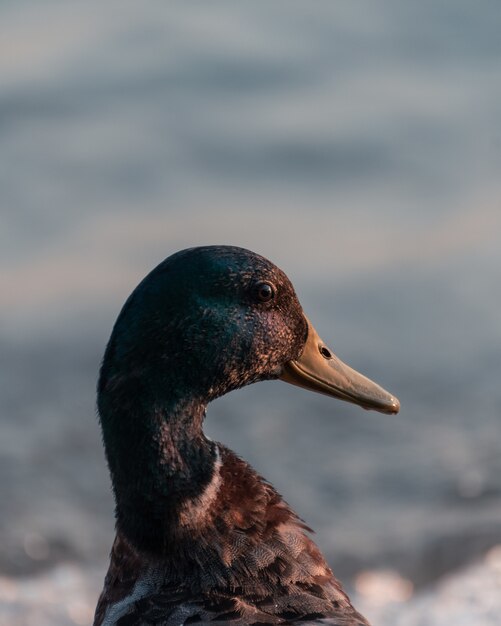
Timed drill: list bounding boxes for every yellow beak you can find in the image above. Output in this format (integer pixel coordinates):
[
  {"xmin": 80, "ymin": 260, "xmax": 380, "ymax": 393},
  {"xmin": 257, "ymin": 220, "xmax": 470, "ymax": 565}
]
[{"xmin": 280, "ymin": 318, "xmax": 400, "ymax": 415}]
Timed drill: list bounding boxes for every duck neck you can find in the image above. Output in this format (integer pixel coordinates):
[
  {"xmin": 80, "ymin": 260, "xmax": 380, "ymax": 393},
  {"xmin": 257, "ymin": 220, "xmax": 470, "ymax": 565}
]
[{"xmin": 99, "ymin": 387, "xmax": 217, "ymax": 554}]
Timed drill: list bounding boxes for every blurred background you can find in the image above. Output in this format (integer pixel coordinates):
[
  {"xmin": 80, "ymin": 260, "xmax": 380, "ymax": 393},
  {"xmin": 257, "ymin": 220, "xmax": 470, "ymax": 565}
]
[{"xmin": 1, "ymin": 1, "xmax": 501, "ymax": 625}]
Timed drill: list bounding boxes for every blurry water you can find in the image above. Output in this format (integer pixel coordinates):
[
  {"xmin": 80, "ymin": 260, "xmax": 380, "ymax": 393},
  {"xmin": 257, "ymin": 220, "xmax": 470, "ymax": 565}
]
[{"xmin": 1, "ymin": 0, "xmax": 501, "ymax": 593}]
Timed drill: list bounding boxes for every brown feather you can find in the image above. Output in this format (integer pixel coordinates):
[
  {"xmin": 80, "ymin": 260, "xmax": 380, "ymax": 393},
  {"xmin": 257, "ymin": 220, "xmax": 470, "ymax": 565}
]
[{"xmin": 94, "ymin": 446, "xmax": 369, "ymax": 626}]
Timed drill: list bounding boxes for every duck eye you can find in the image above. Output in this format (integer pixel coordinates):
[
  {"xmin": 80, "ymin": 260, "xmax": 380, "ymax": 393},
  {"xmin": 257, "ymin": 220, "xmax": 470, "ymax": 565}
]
[{"xmin": 254, "ymin": 281, "xmax": 275, "ymax": 303}]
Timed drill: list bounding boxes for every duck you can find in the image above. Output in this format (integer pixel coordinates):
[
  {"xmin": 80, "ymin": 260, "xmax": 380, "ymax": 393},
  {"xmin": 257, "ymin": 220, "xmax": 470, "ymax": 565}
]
[{"xmin": 93, "ymin": 245, "xmax": 400, "ymax": 626}]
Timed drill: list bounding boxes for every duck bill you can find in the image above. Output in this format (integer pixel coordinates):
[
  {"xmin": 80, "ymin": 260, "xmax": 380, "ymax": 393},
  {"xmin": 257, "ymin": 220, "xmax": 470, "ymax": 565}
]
[{"xmin": 280, "ymin": 318, "xmax": 400, "ymax": 415}]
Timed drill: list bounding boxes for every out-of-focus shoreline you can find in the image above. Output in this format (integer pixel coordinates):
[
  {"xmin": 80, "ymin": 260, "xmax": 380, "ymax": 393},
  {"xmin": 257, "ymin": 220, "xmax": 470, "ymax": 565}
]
[{"xmin": 2, "ymin": 548, "xmax": 501, "ymax": 626}]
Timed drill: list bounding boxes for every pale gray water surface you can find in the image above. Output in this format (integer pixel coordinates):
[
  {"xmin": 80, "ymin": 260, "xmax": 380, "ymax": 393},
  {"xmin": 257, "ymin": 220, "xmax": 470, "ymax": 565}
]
[{"xmin": 1, "ymin": 0, "xmax": 501, "ymax": 608}]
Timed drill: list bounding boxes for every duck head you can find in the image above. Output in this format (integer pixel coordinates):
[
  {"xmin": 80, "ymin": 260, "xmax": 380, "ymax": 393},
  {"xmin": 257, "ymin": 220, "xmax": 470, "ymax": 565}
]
[
  {"xmin": 99, "ymin": 245, "xmax": 399, "ymax": 415},
  {"xmin": 98, "ymin": 245, "xmax": 399, "ymax": 552}
]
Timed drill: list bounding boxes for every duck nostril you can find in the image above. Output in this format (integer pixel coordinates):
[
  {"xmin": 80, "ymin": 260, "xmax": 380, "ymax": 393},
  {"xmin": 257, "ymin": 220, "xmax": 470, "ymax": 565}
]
[{"xmin": 319, "ymin": 345, "xmax": 332, "ymax": 360}]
